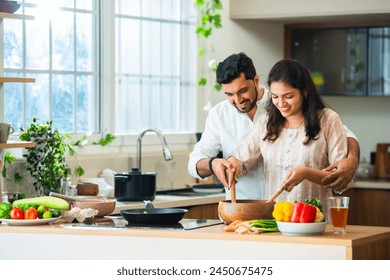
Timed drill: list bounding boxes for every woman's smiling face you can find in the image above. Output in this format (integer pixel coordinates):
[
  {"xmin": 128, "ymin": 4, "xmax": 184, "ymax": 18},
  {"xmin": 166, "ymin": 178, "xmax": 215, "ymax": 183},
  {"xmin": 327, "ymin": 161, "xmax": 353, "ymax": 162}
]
[{"xmin": 270, "ymin": 81, "xmax": 305, "ymax": 119}]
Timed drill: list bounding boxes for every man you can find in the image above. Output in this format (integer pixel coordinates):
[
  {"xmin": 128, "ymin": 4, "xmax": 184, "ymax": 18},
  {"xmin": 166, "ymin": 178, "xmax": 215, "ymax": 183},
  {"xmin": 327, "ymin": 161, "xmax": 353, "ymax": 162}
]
[{"xmin": 188, "ymin": 52, "xmax": 359, "ymax": 199}]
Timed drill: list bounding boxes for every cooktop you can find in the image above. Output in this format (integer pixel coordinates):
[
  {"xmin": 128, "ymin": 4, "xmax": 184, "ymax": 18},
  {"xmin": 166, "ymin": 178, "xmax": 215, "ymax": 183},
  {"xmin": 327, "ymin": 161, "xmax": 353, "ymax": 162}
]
[{"xmin": 62, "ymin": 218, "xmax": 223, "ymax": 231}]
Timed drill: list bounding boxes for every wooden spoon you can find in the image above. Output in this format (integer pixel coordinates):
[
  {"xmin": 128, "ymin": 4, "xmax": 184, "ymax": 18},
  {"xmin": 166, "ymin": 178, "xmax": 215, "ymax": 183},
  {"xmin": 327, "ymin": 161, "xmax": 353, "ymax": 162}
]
[
  {"xmin": 265, "ymin": 185, "xmax": 285, "ymax": 203},
  {"xmin": 230, "ymin": 180, "xmax": 236, "ymax": 203}
]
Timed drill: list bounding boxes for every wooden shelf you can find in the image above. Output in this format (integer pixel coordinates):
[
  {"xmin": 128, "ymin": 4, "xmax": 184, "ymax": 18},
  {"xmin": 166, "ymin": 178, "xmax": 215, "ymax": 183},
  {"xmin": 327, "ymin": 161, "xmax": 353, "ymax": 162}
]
[
  {"xmin": 0, "ymin": 141, "xmax": 36, "ymax": 149},
  {"xmin": 0, "ymin": 12, "xmax": 34, "ymax": 20},
  {"xmin": 0, "ymin": 77, "xmax": 35, "ymax": 83}
]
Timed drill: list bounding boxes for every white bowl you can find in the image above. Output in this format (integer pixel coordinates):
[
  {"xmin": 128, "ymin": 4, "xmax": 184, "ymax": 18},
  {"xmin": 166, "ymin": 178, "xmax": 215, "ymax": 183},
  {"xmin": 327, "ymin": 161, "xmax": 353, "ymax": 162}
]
[{"xmin": 276, "ymin": 221, "xmax": 327, "ymax": 236}]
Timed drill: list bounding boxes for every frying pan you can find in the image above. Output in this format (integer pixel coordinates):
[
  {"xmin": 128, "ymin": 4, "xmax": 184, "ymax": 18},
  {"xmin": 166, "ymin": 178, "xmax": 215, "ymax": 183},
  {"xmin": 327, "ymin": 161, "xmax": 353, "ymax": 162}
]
[{"xmin": 120, "ymin": 200, "xmax": 188, "ymax": 224}]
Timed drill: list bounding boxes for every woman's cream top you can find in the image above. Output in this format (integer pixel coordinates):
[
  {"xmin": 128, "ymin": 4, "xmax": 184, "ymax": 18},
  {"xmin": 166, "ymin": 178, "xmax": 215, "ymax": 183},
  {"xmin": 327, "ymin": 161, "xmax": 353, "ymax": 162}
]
[{"xmin": 235, "ymin": 108, "xmax": 348, "ymax": 211}]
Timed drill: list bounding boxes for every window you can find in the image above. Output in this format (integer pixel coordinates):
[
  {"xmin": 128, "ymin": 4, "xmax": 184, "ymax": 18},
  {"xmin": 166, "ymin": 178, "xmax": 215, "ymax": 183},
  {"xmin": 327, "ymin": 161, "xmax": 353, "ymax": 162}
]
[
  {"xmin": 114, "ymin": 0, "xmax": 197, "ymax": 133},
  {"xmin": 3, "ymin": 0, "xmax": 99, "ymax": 133},
  {"xmin": 2, "ymin": 0, "xmax": 197, "ymax": 136}
]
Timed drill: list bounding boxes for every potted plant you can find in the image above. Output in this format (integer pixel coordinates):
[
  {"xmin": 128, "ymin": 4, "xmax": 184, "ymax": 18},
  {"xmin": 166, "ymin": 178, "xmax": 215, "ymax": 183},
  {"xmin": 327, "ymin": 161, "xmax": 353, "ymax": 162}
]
[
  {"xmin": 19, "ymin": 117, "xmax": 71, "ymax": 196},
  {"xmin": 2, "ymin": 119, "xmax": 116, "ymax": 196}
]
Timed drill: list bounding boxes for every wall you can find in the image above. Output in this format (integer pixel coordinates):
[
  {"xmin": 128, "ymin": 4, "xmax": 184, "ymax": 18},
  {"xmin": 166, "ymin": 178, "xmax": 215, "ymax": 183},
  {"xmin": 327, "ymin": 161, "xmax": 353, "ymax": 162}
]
[
  {"xmin": 196, "ymin": 0, "xmax": 284, "ymax": 131},
  {"xmin": 324, "ymin": 97, "xmax": 390, "ymax": 161}
]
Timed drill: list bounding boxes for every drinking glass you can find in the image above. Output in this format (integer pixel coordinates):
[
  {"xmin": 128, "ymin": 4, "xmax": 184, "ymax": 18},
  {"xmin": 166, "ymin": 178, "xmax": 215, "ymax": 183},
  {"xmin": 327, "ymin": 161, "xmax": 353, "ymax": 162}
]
[{"xmin": 328, "ymin": 196, "xmax": 349, "ymax": 234}]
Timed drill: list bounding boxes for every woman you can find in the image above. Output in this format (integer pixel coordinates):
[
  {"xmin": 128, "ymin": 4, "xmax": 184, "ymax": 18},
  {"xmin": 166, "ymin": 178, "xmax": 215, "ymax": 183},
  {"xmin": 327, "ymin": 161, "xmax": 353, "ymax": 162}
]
[{"xmin": 225, "ymin": 59, "xmax": 348, "ymax": 212}]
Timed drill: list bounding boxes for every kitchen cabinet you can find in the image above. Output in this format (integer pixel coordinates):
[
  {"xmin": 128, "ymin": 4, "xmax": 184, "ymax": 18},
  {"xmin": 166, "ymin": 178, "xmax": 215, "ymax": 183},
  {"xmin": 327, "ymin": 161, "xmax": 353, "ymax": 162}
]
[
  {"xmin": 342, "ymin": 186, "xmax": 390, "ymax": 227},
  {"xmin": 288, "ymin": 26, "xmax": 390, "ymax": 96},
  {"xmin": 230, "ymin": 0, "xmax": 390, "ymax": 23},
  {"xmin": 183, "ymin": 203, "xmax": 219, "ymax": 219}
]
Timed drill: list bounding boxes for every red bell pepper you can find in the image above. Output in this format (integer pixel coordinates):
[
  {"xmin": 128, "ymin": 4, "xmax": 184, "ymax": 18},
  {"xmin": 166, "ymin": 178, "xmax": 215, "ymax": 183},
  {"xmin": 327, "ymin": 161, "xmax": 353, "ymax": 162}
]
[
  {"xmin": 291, "ymin": 202, "xmax": 305, "ymax": 223},
  {"xmin": 290, "ymin": 202, "xmax": 317, "ymax": 223},
  {"xmin": 299, "ymin": 203, "xmax": 317, "ymax": 223}
]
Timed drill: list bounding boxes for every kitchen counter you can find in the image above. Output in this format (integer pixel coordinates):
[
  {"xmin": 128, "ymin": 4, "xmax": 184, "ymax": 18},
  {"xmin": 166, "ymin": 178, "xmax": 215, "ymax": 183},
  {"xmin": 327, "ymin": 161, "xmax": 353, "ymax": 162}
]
[
  {"xmin": 1, "ymin": 219, "xmax": 389, "ymax": 260},
  {"xmin": 351, "ymin": 179, "xmax": 390, "ymax": 190}
]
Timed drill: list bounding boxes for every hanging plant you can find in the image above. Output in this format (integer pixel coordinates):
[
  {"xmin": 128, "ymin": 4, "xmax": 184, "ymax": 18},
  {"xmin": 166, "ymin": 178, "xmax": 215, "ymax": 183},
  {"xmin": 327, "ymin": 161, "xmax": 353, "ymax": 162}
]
[{"xmin": 195, "ymin": 0, "xmax": 223, "ymax": 91}]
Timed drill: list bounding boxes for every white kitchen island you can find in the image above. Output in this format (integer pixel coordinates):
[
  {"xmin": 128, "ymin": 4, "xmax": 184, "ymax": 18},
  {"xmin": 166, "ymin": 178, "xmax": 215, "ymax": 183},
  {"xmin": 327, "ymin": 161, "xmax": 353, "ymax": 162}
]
[{"xmin": 1, "ymin": 218, "xmax": 390, "ymax": 260}]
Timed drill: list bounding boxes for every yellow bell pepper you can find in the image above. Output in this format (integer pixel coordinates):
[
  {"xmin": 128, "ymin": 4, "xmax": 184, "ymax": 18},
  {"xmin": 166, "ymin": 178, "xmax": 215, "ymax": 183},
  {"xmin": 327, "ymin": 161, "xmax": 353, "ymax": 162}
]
[{"xmin": 272, "ymin": 201, "xmax": 294, "ymax": 222}]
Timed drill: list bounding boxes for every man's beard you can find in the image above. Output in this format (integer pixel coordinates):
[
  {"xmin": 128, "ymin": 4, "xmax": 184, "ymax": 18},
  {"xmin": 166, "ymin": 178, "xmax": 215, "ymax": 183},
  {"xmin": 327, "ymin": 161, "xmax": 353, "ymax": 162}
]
[{"xmin": 234, "ymin": 87, "xmax": 258, "ymax": 114}]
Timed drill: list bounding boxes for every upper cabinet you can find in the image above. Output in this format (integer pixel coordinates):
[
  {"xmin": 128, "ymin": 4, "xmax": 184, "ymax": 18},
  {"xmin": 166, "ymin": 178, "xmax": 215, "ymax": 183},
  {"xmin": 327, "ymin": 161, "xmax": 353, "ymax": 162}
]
[
  {"xmin": 230, "ymin": 0, "xmax": 390, "ymax": 24},
  {"xmin": 289, "ymin": 26, "xmax": 390, "ymax": 97}
]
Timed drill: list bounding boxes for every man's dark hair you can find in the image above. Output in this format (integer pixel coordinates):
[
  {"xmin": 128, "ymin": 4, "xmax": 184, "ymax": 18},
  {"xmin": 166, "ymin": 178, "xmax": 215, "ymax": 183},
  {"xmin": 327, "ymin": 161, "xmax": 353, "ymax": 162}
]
[{"xmin": 216, "ymin": 52, "xmax": 256, "ymax": 84}]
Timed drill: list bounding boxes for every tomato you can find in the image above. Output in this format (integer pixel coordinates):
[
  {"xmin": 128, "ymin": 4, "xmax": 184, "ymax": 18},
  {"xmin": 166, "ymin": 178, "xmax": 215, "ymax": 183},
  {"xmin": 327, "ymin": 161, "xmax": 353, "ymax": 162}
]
[
  {"xmin": 10, "ymin": 207, "xmax": 23, "ymax": 220},
  {"xmin": 24, "ymin": 208, "xmax": 38, "ymax": 220}
]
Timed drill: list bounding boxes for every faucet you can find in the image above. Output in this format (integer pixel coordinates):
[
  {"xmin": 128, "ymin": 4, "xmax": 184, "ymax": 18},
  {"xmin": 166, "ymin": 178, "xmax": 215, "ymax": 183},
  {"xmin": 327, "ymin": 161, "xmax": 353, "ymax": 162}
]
[{"xmin": 137, "ymin": 128, "xmax": 173, "ymax": 172}]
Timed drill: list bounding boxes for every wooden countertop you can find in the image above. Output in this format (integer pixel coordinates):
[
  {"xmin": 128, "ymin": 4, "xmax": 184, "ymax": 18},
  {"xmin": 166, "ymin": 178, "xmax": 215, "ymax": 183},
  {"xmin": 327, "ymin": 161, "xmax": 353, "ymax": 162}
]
[
  {"xmin": 352, "ymin": 179, "xmax": 390, "ymax": 190},
  {"xmin": 1, "ymin": 219, "xmax": 389, "ymax": 260},
  {"xmin": 0, "ymin": 220, "xmax": 386, "ymax": 247}
]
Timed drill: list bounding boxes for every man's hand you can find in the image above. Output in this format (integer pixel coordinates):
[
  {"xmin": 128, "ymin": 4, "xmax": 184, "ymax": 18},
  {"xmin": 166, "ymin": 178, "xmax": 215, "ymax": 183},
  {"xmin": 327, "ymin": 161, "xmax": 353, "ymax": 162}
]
[
  {"xmin": 322, "ymin": 157, "xmax": 358, "ymax": 192},
  {"xmin": 212, "ymin": 157, "xmax": 239, "ymax": 189}
]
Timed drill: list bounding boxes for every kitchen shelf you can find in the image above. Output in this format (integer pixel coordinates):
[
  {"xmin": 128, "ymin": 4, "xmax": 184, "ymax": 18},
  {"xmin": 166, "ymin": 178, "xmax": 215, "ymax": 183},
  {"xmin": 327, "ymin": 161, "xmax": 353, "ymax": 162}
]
[
  {"xmin": 0, "ymin": 77, "xmax": 35, "ymax": 83},
  {"xmin": 0, "ymin": 141, "xmax": 36, "ymax": 149},
  {"xmin": 0, "ymin": 12, "xmax": 34, "ymax": 20}
]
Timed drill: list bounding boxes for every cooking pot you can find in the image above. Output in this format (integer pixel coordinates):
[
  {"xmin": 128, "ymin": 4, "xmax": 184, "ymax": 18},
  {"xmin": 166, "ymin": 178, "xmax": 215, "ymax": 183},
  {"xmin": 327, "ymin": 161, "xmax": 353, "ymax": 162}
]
[
  {"xmin": 120, "ymin": 200, "xmax": 188, "ymax": 224},
  {"xmin": 115, "ymin": 168, "xmax": 156, "ymax": 201}
]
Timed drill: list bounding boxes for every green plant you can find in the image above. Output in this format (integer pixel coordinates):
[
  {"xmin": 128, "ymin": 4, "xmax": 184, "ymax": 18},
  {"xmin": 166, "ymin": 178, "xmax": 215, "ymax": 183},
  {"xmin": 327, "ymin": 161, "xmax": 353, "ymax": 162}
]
[
  {"xmin": 19, "ymin": 118, "xmax": 71, "ymax": 195},
  {"xmin": 2, "ymin": 152, "xmax": 23, "ymax": 183},
  {"xmin": 195, "ymin": 0, "xmax": 223, "ymax": 91},
  {"xmin": 2, "ymin": 123, "xmax": 116, "ymax": 189}
]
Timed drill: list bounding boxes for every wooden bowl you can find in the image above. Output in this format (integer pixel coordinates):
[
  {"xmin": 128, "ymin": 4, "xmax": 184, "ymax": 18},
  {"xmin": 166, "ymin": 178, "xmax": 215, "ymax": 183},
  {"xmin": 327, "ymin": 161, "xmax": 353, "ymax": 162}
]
[
  {"xmin": 76, "ymin": 183, "xmax": 99, "ymax": 196},
  {"xmin": 72, "ymin": 199, "xmax": 116, "ymax": 217},
  {"xmin": 218, "ymin": 199, "xmax": 275, "ymax": 224}
]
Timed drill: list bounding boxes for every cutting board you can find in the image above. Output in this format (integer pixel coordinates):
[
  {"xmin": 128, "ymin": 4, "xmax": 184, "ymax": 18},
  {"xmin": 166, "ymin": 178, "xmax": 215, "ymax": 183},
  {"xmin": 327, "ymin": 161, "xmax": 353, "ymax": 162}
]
[{"xmin": 375, "ymin": 143, "xmax": 390, "ymax": 179}]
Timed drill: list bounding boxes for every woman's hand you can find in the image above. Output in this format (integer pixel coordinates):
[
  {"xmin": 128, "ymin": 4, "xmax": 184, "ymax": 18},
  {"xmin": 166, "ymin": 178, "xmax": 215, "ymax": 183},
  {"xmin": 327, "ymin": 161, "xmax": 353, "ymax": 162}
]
[{"xmin": 281, "ymin": 166, "xmax": 308, "ymax": 192}]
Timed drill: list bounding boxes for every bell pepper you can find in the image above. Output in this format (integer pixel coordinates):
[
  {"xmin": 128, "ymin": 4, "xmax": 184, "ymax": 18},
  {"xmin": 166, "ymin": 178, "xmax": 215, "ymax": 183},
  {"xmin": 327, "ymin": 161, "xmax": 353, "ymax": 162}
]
[
  {"xmin": 299, "ymin": 203, "xmax": 317, "ymax": 223},
  {"xmin": 291, "ymin": 202, "xmax": 305, "ymax": 223},
  {"xmin": 272, "ymin": 201, "xmax": 294, "ymax": 222},
  {"xmin": 290, "ymin": 202, "xmax": 317, "ymax": 223}
]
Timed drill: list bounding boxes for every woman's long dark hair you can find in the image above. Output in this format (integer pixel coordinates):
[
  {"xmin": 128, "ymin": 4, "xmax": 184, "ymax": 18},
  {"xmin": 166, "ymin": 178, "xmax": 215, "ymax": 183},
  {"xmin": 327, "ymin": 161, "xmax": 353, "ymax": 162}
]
[{"xmin": 264, "ymin": 59, "xmax": 326, "ymax": 145}]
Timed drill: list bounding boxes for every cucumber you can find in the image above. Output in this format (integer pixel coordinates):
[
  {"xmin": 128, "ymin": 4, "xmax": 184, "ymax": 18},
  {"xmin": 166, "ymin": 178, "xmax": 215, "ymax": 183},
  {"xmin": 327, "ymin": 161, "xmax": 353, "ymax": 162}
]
[{"xmin": 12, "ymin": 196, "xmax": 69, "ymax": 210}]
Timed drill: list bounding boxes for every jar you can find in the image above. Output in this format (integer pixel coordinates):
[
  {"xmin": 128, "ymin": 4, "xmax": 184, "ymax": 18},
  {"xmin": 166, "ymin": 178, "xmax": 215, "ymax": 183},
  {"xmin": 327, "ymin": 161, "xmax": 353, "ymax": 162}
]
[
  {"xmin": 356, "ymin": 158, "xmax": 374, "ymax": 179},
  {"xmin": 61, "ymin": 177, "xmax": 76, "ymax": 196}
]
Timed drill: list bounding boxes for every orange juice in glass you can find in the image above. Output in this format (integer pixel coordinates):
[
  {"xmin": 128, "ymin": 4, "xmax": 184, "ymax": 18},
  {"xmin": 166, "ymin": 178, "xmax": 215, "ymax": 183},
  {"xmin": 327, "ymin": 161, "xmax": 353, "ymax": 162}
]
[{"xmin": 328, "ymin": 196, "xmax": 349, "ymax": 234}]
